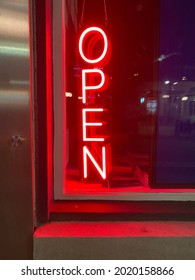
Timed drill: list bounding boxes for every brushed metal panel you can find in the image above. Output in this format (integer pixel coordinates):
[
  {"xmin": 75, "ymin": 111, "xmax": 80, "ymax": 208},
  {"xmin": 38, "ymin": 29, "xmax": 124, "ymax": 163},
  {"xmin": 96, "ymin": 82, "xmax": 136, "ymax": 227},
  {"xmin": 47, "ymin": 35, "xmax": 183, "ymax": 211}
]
[{"xmin": 0, "ymin": 0, "xmax": 33, "ymax": 259}]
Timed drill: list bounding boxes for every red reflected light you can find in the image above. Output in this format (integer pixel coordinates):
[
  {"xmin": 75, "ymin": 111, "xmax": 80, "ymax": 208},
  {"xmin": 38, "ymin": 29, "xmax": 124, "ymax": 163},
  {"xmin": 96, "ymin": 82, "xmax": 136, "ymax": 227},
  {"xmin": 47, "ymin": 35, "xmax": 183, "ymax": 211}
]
[{"xmin": 35, "ymin": 221, "xmax": 195, "ymax": 238}]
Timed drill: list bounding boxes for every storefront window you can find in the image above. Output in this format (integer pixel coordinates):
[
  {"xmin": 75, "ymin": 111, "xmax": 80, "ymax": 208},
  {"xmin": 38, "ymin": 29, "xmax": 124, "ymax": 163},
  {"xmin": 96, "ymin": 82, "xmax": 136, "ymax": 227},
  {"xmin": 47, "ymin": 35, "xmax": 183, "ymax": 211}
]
[{"xmin": 49, "ymin": 0, "xmax": 195, "ymax": 200}]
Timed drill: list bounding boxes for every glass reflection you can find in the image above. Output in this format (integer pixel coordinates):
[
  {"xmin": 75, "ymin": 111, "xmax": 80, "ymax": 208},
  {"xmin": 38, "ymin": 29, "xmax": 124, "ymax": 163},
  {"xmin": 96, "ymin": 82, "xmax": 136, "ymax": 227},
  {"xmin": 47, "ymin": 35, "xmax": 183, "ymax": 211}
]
[
  {"xmin": 64, "ymin": 0, "xmax": 157, "ymax": 193},
  {"xmin": 156, "ymin": 0, "xmax": 195, "ymax": 185}
]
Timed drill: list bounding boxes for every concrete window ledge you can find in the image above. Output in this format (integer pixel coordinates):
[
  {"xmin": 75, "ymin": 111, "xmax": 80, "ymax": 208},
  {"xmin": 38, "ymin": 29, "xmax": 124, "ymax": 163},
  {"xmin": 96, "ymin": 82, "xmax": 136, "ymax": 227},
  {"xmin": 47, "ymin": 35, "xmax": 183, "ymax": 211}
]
[{"xmin": 34, "ymin": 221, "xmax": 195, "ymax": 259}]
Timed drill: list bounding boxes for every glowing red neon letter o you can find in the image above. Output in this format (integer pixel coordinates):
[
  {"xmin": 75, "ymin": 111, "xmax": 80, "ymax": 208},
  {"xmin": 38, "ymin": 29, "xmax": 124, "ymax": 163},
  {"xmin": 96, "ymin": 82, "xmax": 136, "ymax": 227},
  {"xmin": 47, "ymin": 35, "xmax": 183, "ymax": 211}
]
[{"xmin": 79, "ymin": 27, "xmax": 108, "ymax": 64}]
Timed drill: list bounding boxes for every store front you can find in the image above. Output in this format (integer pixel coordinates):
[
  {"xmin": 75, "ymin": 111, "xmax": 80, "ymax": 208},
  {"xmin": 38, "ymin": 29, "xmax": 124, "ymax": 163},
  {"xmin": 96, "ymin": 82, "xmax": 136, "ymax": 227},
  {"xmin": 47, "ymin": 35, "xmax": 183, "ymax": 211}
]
[
  {"xmin": 1, "ymin": 0, "xmax": 195, "ymax": 260},
  {"xmin": 41, "ymin": 0, "xmax": 195, "ymax": 213}
]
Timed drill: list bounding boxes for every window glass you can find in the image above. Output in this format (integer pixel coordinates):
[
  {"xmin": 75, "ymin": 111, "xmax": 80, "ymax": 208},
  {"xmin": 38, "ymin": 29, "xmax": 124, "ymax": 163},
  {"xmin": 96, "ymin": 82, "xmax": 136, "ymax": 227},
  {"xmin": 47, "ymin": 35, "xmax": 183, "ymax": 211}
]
[
  {"xmin": 52, "ymin": 0, "xmax": 195, "ymax": 199},
  {"xmin": 156, "ymin": 0, "xmax": 195, "ymax": 185}
]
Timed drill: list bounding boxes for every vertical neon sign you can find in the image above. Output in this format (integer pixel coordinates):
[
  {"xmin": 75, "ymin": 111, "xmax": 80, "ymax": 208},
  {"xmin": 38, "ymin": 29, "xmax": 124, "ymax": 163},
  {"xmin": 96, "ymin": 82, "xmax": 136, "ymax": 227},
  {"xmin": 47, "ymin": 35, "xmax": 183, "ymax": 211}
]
[{"xmin": 79, "ymin": 27, "xmax": 111, "ymax": 181}]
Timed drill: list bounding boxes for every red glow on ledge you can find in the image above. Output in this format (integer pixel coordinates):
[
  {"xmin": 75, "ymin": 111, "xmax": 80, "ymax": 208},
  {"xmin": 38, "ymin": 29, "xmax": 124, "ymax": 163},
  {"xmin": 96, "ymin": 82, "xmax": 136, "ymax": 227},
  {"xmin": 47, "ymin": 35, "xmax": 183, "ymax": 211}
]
[{"xmin": 34, "ymin": 221, "xmax": 195, "ymax": 237}]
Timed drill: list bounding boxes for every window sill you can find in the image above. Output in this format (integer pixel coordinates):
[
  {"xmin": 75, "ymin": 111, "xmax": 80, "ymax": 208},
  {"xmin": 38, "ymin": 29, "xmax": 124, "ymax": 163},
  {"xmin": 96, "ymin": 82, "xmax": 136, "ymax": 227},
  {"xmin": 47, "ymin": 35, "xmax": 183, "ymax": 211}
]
[{"xmin": 34, "ymin": 221, "xmax": 195, "ymax": 259}]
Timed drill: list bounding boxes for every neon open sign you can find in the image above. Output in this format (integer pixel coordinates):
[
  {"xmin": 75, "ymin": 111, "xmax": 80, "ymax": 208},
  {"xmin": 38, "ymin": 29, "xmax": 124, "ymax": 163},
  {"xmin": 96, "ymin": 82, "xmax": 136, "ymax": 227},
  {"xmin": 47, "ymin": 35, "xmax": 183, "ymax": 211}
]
[{"xmin": 79, "ymin": 27, "xmax": 111, "ymax": 181}]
